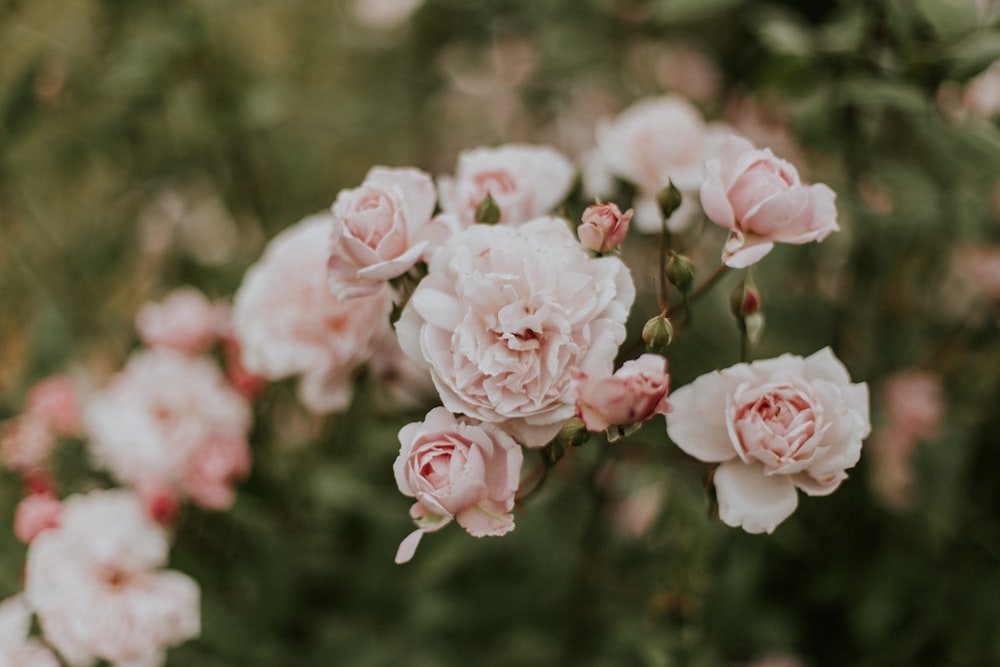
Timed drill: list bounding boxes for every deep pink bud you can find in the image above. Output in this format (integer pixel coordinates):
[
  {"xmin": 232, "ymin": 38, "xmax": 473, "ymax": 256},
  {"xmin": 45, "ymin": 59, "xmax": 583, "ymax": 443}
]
[{"xmin": 578, "ymin": 202, "xmax": 633, "ymax": 252}]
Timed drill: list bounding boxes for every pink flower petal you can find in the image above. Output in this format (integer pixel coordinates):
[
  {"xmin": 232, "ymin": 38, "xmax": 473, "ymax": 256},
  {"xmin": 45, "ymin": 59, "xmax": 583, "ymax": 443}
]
[
  {"xmin": 394, "ymin": 528, "xmax": 425, "ymax": 564},
  {"xmin": 714, "ymin": 460, "xmax": 798, "ymax": 534}
]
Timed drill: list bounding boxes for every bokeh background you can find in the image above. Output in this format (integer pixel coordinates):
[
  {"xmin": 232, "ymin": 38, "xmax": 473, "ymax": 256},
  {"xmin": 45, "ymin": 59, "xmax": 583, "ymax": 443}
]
[{"xmin": 3, "ymin": 0, "xmax": 1000, "ymax": 665}]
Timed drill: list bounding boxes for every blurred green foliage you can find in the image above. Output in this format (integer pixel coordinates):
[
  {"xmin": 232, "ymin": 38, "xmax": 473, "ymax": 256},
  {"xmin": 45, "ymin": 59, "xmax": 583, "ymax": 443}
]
[{"xmin": 3, "ymin": 0, "xmax": 1000, "ymax": 665}]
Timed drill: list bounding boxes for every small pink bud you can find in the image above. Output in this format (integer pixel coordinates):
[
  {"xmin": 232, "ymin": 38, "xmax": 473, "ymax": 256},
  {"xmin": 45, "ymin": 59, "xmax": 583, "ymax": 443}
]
[
  {"xmin": 14, "ymin": 492, "xmax": 61, "ymax": 543},
  {"xmin": 137, "ymin": 481, "xmax": 181, "ymax": 525},
  {"xmin": 578, "ymin": 202, "xmax": 633, "ymax": 253}
]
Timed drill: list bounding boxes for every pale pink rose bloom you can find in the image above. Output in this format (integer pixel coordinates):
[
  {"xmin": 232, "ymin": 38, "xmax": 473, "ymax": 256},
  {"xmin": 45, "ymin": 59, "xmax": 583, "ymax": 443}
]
[
  {"xmin": 26, "ymin": 375, "xmax": 81, "ymax": 437},
  {"xmin": 24, "ymin": 490, "xmax": 199, "ymax": 667},
  {"xmin": 701, "ymin": 135, "xmax": 839, "ymax": 268},
  {"xmin": 596, "ymin": 95, "xmax": 730, "ymax": 232},
  {"xmin": 572, "ymin": 354, "xmax": 671, "ymax": 432},
  {"xmin": 0, "ymin": 415, "xmax": 54, "ymax": 472},
  {"xmin": 578, "ymin": 202, "xmax": 633, "ymax": 253},
  {"xmin": 880, "ymin": 371, "xmax": 943, "ymax": 444},
  {"xmin": 395, "ymin": 217, "xmax": 635, "ymax": 447},
  {"xmin": 136, "ymin": 286, "xmax": 224, "ymax": 355},
  {"xmin": 14, "ymin": 491, "xmax": 61, "ymax": 544},
  {"xmin": 232, "ymin": 214, "xmax": 393, "ymax": 413},
  {"xmin": 666, "ymin": 348, "xmax": 870, "ymax": 533},
  {"xmin": 437, "ymin": 144, "xmax": 575, "ymax": 226},
  {"xmin": 328, "ymin": 167, "xmax": 458, "ymax": 299},
  {"xmin": 963, "ymin": 60, "xmax": 1000, "ymax": 118},
  {"xmin": 0, "ymin": 595, "xmax": 60, "ymax": 667},
  {"xmin": 83, "ymin": 348, "xmax": 252, "ymax": 510},
  {"xmin": 393, "ymin": 407, "xmax": 523, "ymax": 564}
]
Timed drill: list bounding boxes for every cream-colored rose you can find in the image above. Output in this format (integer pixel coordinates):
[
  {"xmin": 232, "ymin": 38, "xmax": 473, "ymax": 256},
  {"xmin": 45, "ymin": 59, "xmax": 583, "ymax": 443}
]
[
  {"xmin": 395, "ymin": 217, "xmax": 635, "ymax": 446},
  {"xmin": 666, "ymin": 348, "xmax": 870, "ymax": 533}
]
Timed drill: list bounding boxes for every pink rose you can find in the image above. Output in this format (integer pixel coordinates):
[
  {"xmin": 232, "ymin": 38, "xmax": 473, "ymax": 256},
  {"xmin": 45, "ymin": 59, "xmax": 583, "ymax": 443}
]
[
  {"xmin": 328, "ymin": 166, "xmax": 458, "ymax": 299},
  {"xmin": 25, "ymin": 375, "xmax": 81, "ymax": 437},
  {"xmin": 180, "ymin": 434, "xmax": 252, "ymax": 511},
  {"xmin": 83, "ymin": 348, "xmax": 252, "ymax": 510},
  {"xmin": 0, "ymin": 415, "xmax": 54, "ymax": 473},
  {"xmin": 24, "ymin": 490, "xmax": 200, "ymax": 667},
  {"xmin": 395, "ymin": 217, "xmax": 635, "ymax": 447},
  {"xmin": 232, "ymin": 213, "xmax": 393, "ymax": 413},
  {"xmin": 393, "ymin": 407, "xmax": 523, "ymax": 564},
  {"xmin": 437, "ymin": 144, "xmax": 575, "ymax": 226},
  {"xmin": 577, "ymin": 202, "xmax": 633, "ymax": 253},
  {"xmin": 572, "ymin": 354, "xmax": 671, "ymax": 433},
  {"xmin": 700, "ymin": 135, "xmax": 839, "ymax": 268},
  {"xmin": 136, "ymin": 286, "xmax": 225, "ymax": 355},
  {"xmin": 880, "ymin": 370, "xmax": 943, "ymax": 444},
  {"xmin": 596, "ymin": 95, "xmax": 730, "ymax": 233},
  {"xmin": 14, "ymin": 491, "xmax": 61, "ymax": 544},
  {"xmin": 666, "ymin": 348, "xmax": 870, "ymax": 533},
  {"xmin": 0, "ymin": 595, "xmax": 60, "ymax": 667}
]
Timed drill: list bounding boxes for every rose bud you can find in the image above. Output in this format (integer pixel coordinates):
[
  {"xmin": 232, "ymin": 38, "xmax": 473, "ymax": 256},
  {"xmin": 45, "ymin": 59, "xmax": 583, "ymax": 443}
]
[
  {"xmin": 571, "ymin": 354, "xmax": 672, "ymax": 433},
  {"xmin": 578, "ymin": 202, "xmax": 633, "ymax": 253},
  {"xmin": 642, "ymin": 314, "xmax": 674, "ymax": 352}
]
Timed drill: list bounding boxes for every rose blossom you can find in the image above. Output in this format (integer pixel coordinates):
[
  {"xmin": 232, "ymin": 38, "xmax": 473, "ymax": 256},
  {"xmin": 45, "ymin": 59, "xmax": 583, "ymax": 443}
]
[
  {"xmin": 14, "ymin": 491, "xmax": 61, "ymax": 544},
  {"xmin": 572, "ymin": 354, "xmax": 671, "ymax": 432},
  {"xmin": 0, "ymin": 595, "xmax": 60, "ymax": 667},
  {"xmin": 136, "ymin": 286, "xmax": 224, "ymax": 355},
  {"xmin": 880, "ymin": 370, "xmax": 944, "ymax": 444},
  {"xmin": 393, "ymin": 407, "xmax": 523, "ymax": 564},
  {"xmin": 395, "ymin": 217, "xmax": 635, "ymax": 447},
  {"xmin": 83, "ymin": 348, "xmax": 252, "ymax": 510},
  {"xmin": 328, "ymin": 166, "xmax": 458, "ymax": 299},
  {"xmin": 577, "ymin": 202, "xmax": 633, "ymax": 253},
  {"xmin": 666, "ymin": 348, "xmax": 870, "ymax": 533},
  {"xmin": 437, "ymin": 143, "xmax": 575, "ymax": 226},
  {"xmin": 0, "ymin": 415, "xmax": 54, "ymax": 472},
  {"xmin": 26, "ymin": 374, "xmax": 81, "ymax": 437},
  {"xmin": 232, "ymin": 213, "xmax": 393, "ymax": 413},
  {"xmin": 24, "ymin": 490, "xmax": 200, "ymax": 667},
  {"xmin": 596, "ymin": 95, "xmax": 729, "ymax": 232},
  {"xmin": 700, "ymin": 135, "xmax": 839, "ymax": 268}
]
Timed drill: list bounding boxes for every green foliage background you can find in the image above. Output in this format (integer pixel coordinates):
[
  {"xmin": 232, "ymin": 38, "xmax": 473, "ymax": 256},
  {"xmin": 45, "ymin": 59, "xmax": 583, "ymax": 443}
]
[{"xmin": 2, "ymin": 0, "xmax": 1000, "ymax": 665}]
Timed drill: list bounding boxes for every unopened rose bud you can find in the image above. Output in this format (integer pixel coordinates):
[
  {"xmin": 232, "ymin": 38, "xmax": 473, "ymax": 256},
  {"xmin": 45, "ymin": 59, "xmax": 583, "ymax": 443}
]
[
  {"xmin": 642, "ymin": 314, "xmax": 673, "ymax": 352},
  {"xmin": 665, "ymin": 252, "xmax": 695, "ymax": 292},
  {"xmin": 557, "ymin": 417, "xmax": 591, "ymax": 448},
  {"xmin": 540, "ymin": 438, "xmax": 566, "ymax": 466},
  {"xmin": 475, "ymin": 191, "xmax": 501, "ymax": 224},
  {"xmin": 656, "ymin": 180, "xmax": 683, "ymax": 219},
  {"xmin": 730, "ymin": 281, "xmax": 761, "ymax": 318},
  {"xmin": 578, "ymin": 202, "xmax": 633, "ymax": 253}
]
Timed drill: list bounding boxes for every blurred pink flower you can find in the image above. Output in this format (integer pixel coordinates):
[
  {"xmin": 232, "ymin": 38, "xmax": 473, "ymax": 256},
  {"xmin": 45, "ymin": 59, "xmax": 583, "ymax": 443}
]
[
  {"xmin": 26, "ymin": 375, "xmax": 81, "ymax": 438},
  {"xmin": 83, "ymin": 348, "xmax": 252, "ymax": 510},
  {"xmin": 700, "ymin": 135, "xmax": 839, "ymax": 268},
  {"xmin": 0, "ymin": 595, "xmax": 60, "ymax": 667},
  {"xmin": 180, "ymin": 434, "xmax": 252, "ymax": 511},
  {"xmin": 1, "ymin": 415, "xmax": 54, "ymax": 473},
  {"xmin": 596, "ymin": 95, "xmax": 730, "ymax": 232},
  {"xmin": 963, "ymin": 60, "xmax": 1000, "ymax": 118},
  {"xmin": 395, "ymin": 217, "xmax": 635, "ymax": 447},
  {"xmin": 572, "ymin": 353, "xmax": 671, "ymax": 432},
  {"xmin": 880, "ymin": 371, "xmax": 944, "ymax": 444},
  {"xmin": 351, "ymin": 0, "xmax": 424, "ymax": 30},
  {"xmin": 438, "ymin": 144, "xmax": 575, "ymax": 226},
  {"xmin": 393, "ymin": 407, "xmax": 523, "ymax": 563},
  {"xmin": 24, "ymin": 490, "xmax": 200, "ymax": 667},
  {"xmin": 232, "ymin": 213, "xmax": 393, "ymax": 414},
  {"xmin": 578, "ymin": 202, "xmax": 633, "ymax": 253},
  {"xmin": 14, "ymin": 491, "xmax": 62, "ymax": 544},
  {"xmin": 667, "ymin": 348, "xmax": 870, "ymax": 533},
  {"xmin": 136, "ymin": 286, "xmax": 225, "ymax": 355},
  {"xmin": 611, "ymin": 482, "xmax": 664, "ymax": 539},
  {"xmin": 328, "ymin": 166, "xmax": 457, "ymax": 299}
]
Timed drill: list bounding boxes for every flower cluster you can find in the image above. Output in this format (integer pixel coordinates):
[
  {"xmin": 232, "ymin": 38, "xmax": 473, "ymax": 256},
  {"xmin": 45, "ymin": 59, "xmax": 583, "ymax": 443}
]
[{"xmin": 0, "ymin": 91, "xmax": 869, "ymax": 661}]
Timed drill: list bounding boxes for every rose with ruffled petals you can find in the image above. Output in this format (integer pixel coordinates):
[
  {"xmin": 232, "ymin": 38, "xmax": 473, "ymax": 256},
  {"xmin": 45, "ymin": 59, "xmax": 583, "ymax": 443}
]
[
  {"xmin": 572, "ymin": 353, "xmax": 671, "ymax": 433},
  {"xmin": 328, "ymin": 166, "xmax": 458, "ymax": 299},
  {"xmin": 0, "ymin": 594, "xmax": 60, "ymax": 667},
  {"xmin": 232, "ymin": 213, "xmax": 393, "ymax": 413},
  {"xmin": 24, "ymin": 490, "xmax": 200, "ymax": 667},
  {"xmin": 666, "ymin": 348, "xmax": 870, "ymax": 534},
  {"xmin": 393, "ymin": 407, "xmax": 523, "ymax": 563},
  {"xmin": 700, "ymin": 135, "xmax": 839, "ymax": 268},
  {"xmin": 395, "ymin": 217, "xmax": 635, "ymax": 447},
  {"xmin": 438, "ymin": 144, "xmax": 575, "ymax": 226}
]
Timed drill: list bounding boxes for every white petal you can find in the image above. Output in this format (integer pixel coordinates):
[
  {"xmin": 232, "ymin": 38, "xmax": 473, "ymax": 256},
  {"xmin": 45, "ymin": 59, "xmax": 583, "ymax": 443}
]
[{"xmin": 714, "ymin": 460, "xmax": 798, "ymax": 534}]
